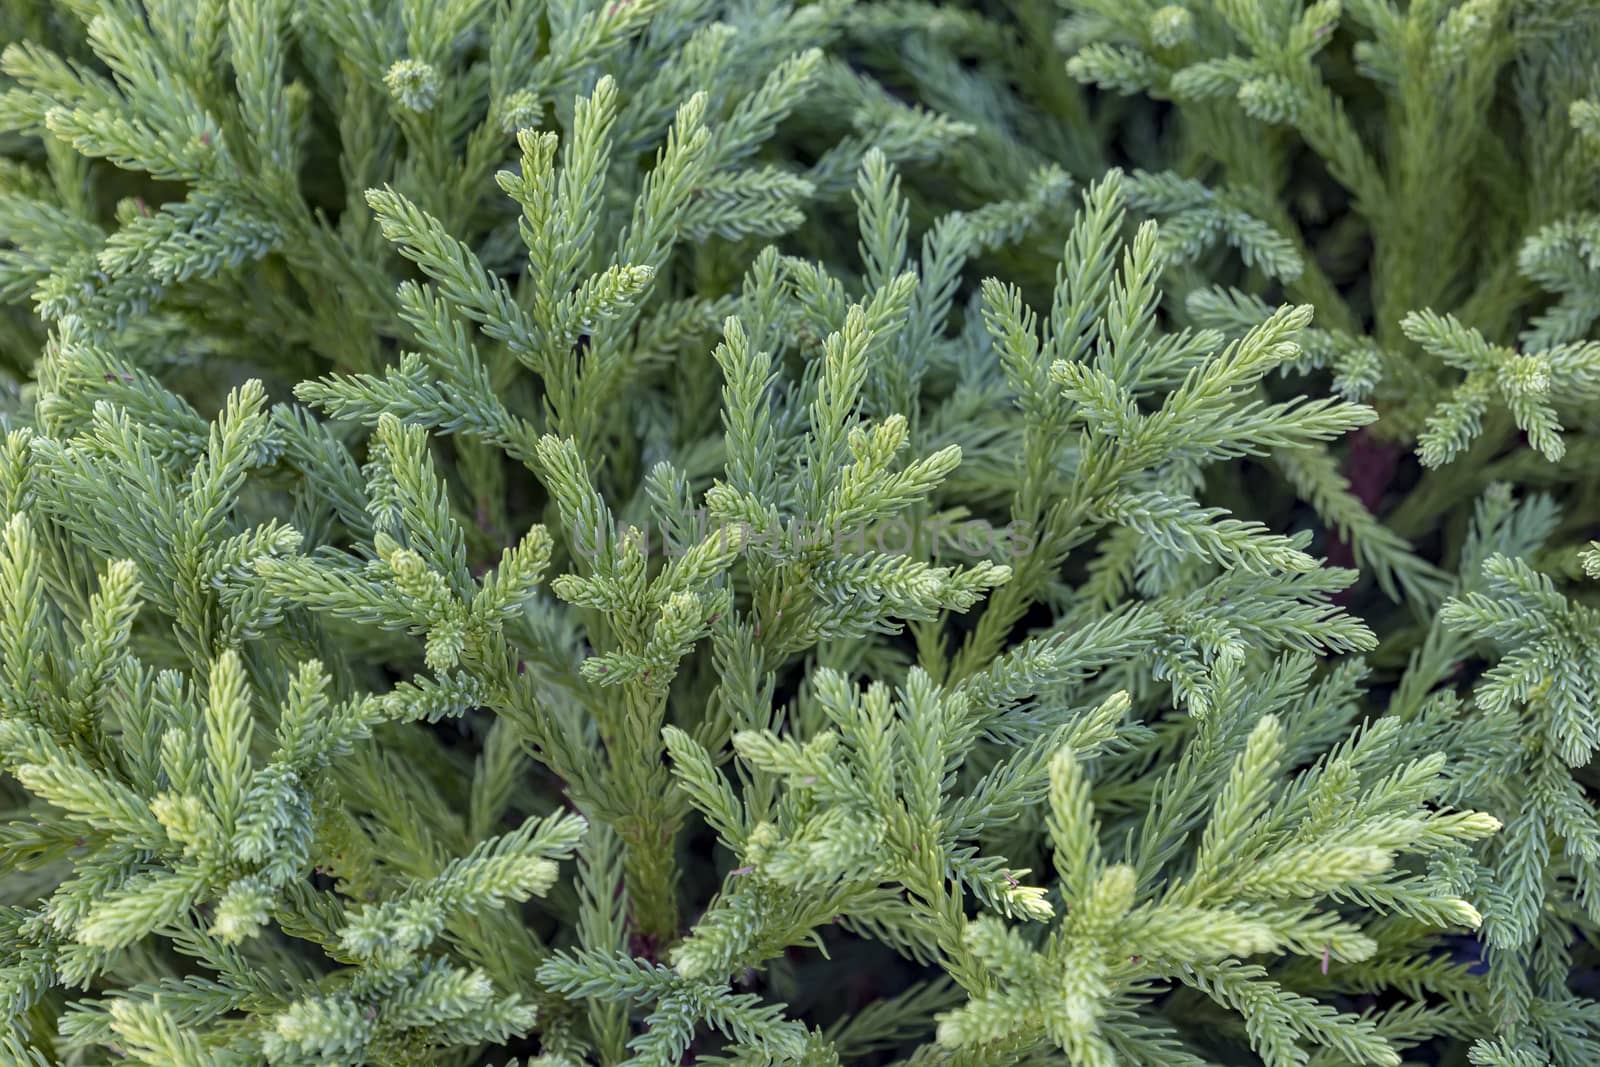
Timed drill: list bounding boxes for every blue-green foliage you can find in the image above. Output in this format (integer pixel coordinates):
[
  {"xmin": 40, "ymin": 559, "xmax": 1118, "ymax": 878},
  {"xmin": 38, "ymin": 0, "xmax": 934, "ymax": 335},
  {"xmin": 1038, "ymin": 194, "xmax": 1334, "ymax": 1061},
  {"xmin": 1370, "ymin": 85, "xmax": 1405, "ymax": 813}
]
[{"xmin": 2, "ymin": 1, "xmax": 1599, "ymax": 1065}]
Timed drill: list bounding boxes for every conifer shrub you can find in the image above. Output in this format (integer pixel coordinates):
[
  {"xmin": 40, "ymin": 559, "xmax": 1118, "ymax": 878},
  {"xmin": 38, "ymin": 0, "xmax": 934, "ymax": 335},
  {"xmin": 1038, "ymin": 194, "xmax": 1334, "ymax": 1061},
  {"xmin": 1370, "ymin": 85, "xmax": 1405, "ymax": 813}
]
[{"xmin": 1, "ymin": 1, "xmax": 1598, "ymax": 1064}]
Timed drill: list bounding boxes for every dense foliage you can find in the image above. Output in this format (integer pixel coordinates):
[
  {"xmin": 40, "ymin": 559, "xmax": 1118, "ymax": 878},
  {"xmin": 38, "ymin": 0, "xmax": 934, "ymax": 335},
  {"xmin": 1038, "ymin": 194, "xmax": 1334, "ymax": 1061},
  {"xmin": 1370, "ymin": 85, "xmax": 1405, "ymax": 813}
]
[{"xmin": 2, "ymin": 1, "xmax": 1599, "ymax": 1064}]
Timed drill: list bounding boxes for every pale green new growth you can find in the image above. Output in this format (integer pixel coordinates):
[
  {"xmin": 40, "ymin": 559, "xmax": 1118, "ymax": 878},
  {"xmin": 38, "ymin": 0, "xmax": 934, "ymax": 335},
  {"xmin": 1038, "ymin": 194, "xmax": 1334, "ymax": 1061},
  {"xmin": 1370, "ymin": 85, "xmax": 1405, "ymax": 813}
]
[{"xmin": 1, "ymin": 0, "xmax": 1598, "ymax": 1064}]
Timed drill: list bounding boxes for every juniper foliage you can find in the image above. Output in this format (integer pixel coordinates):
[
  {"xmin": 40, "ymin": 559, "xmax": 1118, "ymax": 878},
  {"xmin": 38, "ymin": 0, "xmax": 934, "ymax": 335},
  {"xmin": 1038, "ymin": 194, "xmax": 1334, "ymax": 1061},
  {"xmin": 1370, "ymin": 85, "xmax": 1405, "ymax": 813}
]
[{"xmin": 2, "ymin": 1, "xmax": 1600, "ymax": 1066}]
